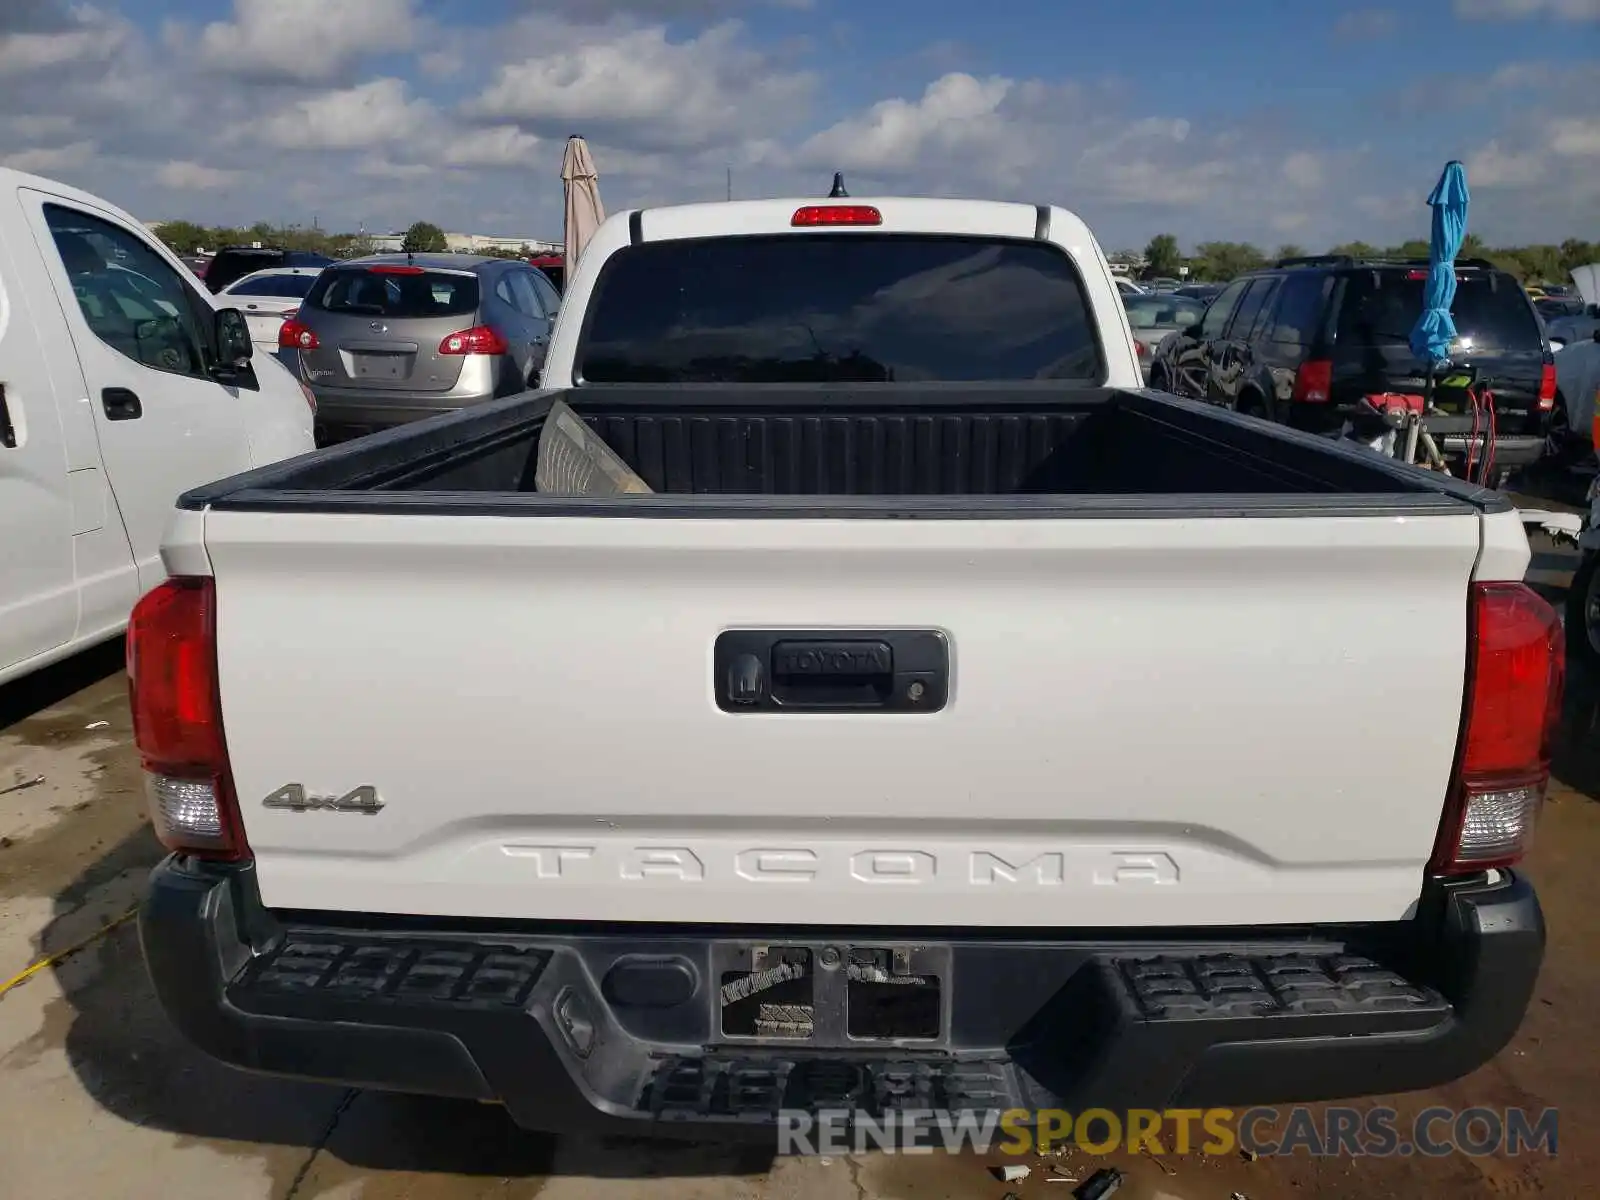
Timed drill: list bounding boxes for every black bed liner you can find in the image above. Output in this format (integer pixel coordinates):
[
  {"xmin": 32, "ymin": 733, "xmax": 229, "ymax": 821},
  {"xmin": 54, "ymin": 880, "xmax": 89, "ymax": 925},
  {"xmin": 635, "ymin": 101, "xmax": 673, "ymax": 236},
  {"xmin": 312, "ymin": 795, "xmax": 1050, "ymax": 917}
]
[{"xmin": 181, "ymin": 385, "xmax": 1510, "ymax": 520}]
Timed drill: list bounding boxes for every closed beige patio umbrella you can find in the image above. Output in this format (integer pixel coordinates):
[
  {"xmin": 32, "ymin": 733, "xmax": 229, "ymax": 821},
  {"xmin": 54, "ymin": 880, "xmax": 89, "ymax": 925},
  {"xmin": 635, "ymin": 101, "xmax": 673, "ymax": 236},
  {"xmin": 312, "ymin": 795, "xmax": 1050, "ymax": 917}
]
[{"xmin": 562, "ymin": 135, "xmax": 605, "ymax": 270}]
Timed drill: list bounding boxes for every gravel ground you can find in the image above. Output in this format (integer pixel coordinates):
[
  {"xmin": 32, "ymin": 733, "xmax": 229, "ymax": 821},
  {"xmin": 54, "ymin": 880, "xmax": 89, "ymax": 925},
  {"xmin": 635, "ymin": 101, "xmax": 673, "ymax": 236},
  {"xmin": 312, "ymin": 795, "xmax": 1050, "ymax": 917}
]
[{"xmin": 1, "ymin": 521, "xmax": 1595, "ymax": 1200}]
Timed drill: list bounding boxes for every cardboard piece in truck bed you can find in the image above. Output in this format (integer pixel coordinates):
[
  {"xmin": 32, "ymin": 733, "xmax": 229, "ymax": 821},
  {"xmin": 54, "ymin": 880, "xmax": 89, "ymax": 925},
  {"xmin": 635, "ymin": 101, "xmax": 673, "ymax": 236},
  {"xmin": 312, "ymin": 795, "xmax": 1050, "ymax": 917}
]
[{"xmin": 534, "ymin": 398, "xmax": 653, "ymax": 495}]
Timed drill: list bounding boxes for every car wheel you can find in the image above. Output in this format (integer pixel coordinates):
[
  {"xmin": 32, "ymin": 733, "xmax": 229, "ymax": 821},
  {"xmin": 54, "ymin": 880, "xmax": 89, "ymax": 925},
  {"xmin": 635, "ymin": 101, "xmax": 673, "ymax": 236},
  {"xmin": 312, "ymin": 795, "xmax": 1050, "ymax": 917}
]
[
  {"xmin": 1149, "ymin": 366, "xmax": 1169, "ymax": 393},
  {"xmin": 1237, "ymin": 390, "xmax": 1269, "ymax": 421},
  {"xmin": 1566, "ymin": 552, "xmax": 1600, "ymax": 672}
]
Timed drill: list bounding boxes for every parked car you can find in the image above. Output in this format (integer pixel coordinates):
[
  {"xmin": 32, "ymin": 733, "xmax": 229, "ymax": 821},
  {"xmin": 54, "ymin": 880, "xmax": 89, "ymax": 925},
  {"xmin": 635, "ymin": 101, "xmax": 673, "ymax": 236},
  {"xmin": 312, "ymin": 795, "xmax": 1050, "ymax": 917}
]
[
  {"xmin": 137, "ymin": 195, "xmax": 1552, "ymax": 1132},
  {"xmin": 1174, "ymin": 282, "xmax": 1224, "ymax": 303},
  {"xmin": 202, "ymin": 245, "xmax": 334, "ymax": 295},
  {"xmin": 0, "ymin": 168, "xmax": 315, "ymax": 686},
  {"xmin": 527, "ymin": 253, "xmax": 564, "ymax": 293},
  {"xmin": 1113, "ymin": 277, "xmax": 1146, "ymax": 296},
  {"xmin": 217, "ymin": 267, "xmax": 323, "ymax": 352},
  {"xmin": 1536, "ymin": 295, "xmax": 1587, "ymax": 322},
  {"xmin": 1122, "ymin": 291, "xmax": 1208, "ymax": 382},
  {"xmin": 1148, "ymin": 254, "xmax": 1556, "ymax": 483},
  {"xmin": 284, "ymin": 253, "xmax": 561, "ymax": 440}
]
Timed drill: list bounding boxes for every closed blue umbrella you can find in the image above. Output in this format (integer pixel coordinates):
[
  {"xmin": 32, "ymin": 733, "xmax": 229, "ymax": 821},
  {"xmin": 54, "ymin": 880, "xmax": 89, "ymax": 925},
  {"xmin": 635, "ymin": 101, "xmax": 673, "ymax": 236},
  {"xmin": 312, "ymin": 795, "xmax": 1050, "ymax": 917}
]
[{"xmin": 1408, "ymin": 161, "xmax": 1471, "ymax": 364}]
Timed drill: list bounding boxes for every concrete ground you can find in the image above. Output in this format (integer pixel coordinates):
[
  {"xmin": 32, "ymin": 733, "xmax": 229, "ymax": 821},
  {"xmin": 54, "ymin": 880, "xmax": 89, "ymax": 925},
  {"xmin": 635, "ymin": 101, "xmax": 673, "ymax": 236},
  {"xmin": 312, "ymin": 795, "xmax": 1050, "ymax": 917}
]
[{"xmin": 2, "ymin": 521, "xmax": 1597, "ymax": 1200}]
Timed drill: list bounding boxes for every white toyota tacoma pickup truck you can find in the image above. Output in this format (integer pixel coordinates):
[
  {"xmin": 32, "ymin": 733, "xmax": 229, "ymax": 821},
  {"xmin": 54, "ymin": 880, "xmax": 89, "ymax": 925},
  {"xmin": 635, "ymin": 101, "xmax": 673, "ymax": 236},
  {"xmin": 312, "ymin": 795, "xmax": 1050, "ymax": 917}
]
[{"xmin": 134, "ymin": 197, "xmax": 1560, "ymax": 1134}]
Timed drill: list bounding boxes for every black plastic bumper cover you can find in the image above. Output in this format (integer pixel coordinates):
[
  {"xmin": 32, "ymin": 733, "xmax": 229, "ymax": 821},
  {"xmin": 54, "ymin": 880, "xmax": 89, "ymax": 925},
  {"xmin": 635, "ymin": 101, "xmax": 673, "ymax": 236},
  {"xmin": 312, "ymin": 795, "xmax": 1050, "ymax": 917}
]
[{"xmin": 139, "ymin": 858, "xmax": 1544, "ymax": 1135}]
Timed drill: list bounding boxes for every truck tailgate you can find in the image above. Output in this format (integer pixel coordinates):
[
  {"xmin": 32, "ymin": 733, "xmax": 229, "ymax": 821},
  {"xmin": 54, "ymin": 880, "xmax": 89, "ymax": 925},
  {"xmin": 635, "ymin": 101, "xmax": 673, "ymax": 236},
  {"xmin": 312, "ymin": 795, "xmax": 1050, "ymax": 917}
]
[{"xmin": 208, "ymin": 508, "xmax": 1482, "ymax": 927}]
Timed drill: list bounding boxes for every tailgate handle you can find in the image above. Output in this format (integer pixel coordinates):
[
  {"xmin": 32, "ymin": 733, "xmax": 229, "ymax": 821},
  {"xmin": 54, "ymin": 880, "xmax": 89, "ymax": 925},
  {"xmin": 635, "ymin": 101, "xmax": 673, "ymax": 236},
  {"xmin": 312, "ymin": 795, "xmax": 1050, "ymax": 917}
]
[{"xmin": 714, "ymin": 630, "xmax": 948, "ymax": 714}]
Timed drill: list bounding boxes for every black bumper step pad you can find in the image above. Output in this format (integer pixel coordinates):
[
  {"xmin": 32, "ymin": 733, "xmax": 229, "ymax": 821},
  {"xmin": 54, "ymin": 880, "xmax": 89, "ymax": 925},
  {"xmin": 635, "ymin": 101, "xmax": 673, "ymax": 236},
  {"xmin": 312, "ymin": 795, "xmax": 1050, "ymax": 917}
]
[
  {"xmin": 1110, "ymin": 951, "xmax": 1447, "ymax": 1024},
  {"xmin": 639, "ymin": 1055, "xmax": 1022, "ymax": 1121},
  {"xmin": 234, "ymin": 932, "xmax": 550, "ymax": 1009}
]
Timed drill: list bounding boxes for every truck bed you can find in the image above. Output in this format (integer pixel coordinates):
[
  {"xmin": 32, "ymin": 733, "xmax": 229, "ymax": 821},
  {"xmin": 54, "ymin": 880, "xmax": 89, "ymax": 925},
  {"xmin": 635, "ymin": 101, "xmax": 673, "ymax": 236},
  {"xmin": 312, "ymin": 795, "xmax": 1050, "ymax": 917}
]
[
  {"xmin": 169, "ymin": 383, "xmax": 1519, "ymax": 930},
  {"xmin": 180, "ymin": 385, "xmax": 1509, "ymax": 516}
]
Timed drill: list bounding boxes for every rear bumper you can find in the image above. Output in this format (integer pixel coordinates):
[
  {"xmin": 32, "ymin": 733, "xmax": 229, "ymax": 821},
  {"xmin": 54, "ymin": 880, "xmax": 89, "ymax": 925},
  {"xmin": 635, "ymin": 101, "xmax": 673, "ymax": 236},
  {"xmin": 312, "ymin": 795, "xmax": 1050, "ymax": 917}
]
[{"xmin": 140, "ymin": 858, "xmax": 1544, "ymax": 1136}]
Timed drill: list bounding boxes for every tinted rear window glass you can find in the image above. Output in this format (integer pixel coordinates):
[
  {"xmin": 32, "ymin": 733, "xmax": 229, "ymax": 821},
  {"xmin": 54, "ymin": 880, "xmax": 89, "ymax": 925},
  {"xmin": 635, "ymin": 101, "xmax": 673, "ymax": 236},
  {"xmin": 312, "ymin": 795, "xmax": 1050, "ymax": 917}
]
[
  {"xmin": 309, "ymin": 269, "xmax": 479, "ymax": 318},
  {"xmin": 1123, "ymin": 295, "xmax": 1206, "ymax": 330},
  {"xmin": 228, "ymin": 274, "xmax": 317, "ymax": 298},
  {"xmin": 579, "ymin": 234, "xmax": 1104, "ymax": 383},
  {"xmin": 1336, "ymin": 271, "xmax": 1539, "ymax": 352}
]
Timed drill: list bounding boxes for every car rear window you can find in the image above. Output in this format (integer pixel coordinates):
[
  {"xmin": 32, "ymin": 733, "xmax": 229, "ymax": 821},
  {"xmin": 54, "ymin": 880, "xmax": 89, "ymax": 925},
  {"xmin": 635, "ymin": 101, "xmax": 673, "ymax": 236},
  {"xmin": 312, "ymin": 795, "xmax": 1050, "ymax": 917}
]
[
  {"xmin": 1335, "ymin": 270, "xmax": 1540, "ymax": 353},
  {"xmin": 578, "ymin": 234, "xmax": 1105, "ymax": 383},
  {"xmin": 227, "ymin": 274, "xmax": 317, "ymax": 299},
  {"xmin": 308, "ymin": 268, "xmax": 479, "ymax": 318},
  {"xmin": 1123, "ymin": 295, "xmax": 1207, "ymax": 330}
]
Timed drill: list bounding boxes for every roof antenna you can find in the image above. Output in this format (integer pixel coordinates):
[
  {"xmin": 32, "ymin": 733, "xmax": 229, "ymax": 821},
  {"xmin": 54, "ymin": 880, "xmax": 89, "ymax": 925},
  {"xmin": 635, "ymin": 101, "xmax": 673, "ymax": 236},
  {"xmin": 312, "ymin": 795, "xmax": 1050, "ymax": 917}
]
[{"xmin": 828, "ymin": 172, "xmax": 848, "ymax": 198}]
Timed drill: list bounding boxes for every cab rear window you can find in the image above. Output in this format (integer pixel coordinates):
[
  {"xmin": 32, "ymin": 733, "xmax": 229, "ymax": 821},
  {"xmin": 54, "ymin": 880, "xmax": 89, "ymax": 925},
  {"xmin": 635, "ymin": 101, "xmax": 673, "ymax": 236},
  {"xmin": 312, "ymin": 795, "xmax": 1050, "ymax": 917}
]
[
  {"xmin": 578, "ymin": 234, "xmax": 1105, "ymax": 384},
  {"xmin": 309, "ymin": 269, "xmax": 479, "ymax": 319}
]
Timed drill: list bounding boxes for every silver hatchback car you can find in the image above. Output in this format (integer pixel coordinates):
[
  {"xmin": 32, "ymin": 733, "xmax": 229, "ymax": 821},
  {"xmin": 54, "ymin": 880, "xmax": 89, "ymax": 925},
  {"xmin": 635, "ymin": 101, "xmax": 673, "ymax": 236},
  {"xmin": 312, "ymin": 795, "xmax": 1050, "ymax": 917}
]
[{"xmin": 283, "ymin": 253, "xmax": 561, "ymax": 436}]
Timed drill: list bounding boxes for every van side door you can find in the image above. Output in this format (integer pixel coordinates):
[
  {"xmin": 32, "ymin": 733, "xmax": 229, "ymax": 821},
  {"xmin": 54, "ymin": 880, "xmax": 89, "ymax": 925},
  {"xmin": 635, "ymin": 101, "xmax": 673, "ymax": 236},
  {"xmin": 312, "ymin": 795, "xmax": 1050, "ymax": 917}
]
[{"xmin": 21, "ymin": 189, "xmax": 255, "ymax": 595}]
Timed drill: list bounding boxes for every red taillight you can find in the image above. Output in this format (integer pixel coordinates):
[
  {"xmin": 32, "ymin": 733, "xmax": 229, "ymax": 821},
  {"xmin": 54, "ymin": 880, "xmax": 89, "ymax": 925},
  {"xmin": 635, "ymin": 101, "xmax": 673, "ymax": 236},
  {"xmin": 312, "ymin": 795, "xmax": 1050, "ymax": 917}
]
[
  {"xmin": 1134, "ymin": 340, "xmax": 1149, "ymax": 359},
  {"xmin": 368, "ymin": 265, "xmax": 426, "ymax": 275},
  {"xmin": 279, "ymin": 319, "xmax": 319, "ymax": 350},
  {"xmin": 1407, "ymin": 269, "xmax": 1429, "ymax": 280},
  {"xmin": 1292, "ymin": 359, "xmax": 1333, "ymax": 403},
  {"xmin": 438, "ymin": 325, "xmax": 508, "ymax": 355},
  {"xmin": 791, "ymin": 205, "xmax": 883, "ymax": 227},
  {"xmin": 1431, "ymin": 582, "xmax": 1564, "ymax": 875},
  {"xmin": 1538, "ymin": 362, "xmax": 1557, "ymax": 412},
  {"xmin": 127, "ymin": 578, "xmax": 247, "ymax": 861}
]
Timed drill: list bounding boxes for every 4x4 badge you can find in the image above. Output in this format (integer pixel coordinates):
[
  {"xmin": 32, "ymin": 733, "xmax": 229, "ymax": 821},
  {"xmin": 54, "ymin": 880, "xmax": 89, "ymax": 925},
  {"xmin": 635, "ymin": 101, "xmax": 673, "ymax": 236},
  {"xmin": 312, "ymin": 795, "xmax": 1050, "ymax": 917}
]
[{"xmin": 262, "ymin": 784, "xmax": 384, "ymax": 814}]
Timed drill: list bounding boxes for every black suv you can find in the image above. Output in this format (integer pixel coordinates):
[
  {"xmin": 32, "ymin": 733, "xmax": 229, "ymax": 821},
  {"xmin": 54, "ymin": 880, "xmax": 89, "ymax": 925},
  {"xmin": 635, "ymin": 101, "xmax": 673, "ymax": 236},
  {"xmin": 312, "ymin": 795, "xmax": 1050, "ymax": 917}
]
[
  {"xmin": 1148, "ymin": 255, "xmax": 1557, "ymax": 477},
  {"xmin": 203, "ymin": 245, "xmax": 335, "ymax": 294}
]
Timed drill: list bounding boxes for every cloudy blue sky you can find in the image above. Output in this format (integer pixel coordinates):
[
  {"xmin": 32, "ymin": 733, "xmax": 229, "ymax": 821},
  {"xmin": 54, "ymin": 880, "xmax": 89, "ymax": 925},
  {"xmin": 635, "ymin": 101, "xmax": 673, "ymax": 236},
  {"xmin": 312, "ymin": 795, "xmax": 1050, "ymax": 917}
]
[{"xmin": 1, "ymin": 0, "xmax": 1595, "ymax": 251}]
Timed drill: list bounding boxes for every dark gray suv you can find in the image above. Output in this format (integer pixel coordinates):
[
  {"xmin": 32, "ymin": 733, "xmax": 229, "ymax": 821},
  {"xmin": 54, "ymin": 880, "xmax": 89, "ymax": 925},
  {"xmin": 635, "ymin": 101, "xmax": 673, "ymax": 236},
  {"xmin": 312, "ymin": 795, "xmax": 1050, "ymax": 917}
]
[{"xmin": 282, "ymin": 254, "xmax": 560, "ymax": 437}]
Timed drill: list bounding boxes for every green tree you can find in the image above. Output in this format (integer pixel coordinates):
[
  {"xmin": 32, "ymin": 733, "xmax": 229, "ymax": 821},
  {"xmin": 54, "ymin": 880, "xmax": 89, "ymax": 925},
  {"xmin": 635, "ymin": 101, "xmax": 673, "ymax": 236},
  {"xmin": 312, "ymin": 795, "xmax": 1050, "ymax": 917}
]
[
  {"xmin": 1274, "ymin": 243, "xmax": 1307, "ymax": 263},
  {"xmin": 1143, "ymin": 233, "xmax": 1181, "ymax": 279},
  {"xmin": 1327, "ymin": 241, "xmax": 1379, "ymax": 258},
  {"xmin": 1560, "ymin": 239, "xmax": 1597, "ymax": 272},
  {"xmin": 1191, "ymin": 241, "xmax": 1265, "ymax": 281},
  {"xmin": 152, "ymin": 220, "xmax": 213, "ymax": 255},
  {"xmin": 402, "ymin": 221, "xmax": 448, "ymax": 253}
]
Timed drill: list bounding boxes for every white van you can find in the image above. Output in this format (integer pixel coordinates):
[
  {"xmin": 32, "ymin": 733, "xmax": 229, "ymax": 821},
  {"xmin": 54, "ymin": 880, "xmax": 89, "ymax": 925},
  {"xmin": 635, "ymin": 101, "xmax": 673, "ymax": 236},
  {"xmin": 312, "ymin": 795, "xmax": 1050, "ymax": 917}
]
[{"xmin": 0, "ymin": 169, "xmax": 316, "ymax": 686}]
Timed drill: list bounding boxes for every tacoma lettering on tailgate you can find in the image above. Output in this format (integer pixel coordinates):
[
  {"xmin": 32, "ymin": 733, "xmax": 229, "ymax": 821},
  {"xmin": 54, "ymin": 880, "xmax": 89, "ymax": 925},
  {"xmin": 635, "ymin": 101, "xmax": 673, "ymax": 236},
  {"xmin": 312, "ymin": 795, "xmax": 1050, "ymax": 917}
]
[{"xmin": 500, "ymin": 845, "xmax": 1180, "ymax": 886}]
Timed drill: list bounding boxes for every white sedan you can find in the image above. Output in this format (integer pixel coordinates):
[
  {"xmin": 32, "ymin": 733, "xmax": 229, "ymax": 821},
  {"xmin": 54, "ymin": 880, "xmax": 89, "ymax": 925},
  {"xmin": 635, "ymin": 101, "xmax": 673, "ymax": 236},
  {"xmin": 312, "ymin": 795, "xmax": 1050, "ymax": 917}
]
[{"xmin": 217, "ymin": 267, "xmax": 323, "ymax": 352}]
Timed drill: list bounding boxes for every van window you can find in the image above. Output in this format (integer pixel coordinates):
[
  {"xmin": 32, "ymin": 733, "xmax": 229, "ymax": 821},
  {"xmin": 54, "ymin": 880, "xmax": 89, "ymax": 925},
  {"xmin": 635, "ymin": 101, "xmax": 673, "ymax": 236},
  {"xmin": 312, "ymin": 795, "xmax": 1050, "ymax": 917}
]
[{"xmin": 45, "ymin": 204, "xmax": 211, "ymax": 380}]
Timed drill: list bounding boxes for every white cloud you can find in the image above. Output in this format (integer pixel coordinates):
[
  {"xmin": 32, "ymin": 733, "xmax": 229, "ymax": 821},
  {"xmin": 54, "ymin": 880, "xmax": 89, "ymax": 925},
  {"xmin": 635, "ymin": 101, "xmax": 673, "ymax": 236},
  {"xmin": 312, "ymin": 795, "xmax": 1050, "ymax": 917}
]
[
  {"xmin": 155, "ymin": 160, "xmax": 242, "ymax": 191},
  {"xmin": 441, "ymin": 125, "xmax": 542, "ymax": 168},
  {"xmin": 0, "ymin": 7, "xmax": 127, "ymax": 74},
  {"xmin": 2, "ymin": 139, "xmax": 96, "ymax": 173},
  {"xmin": 795, "ymin": 74, "xmax": 1016, "ymax": 174},
  {"xmin": 1282, "ymin": 152, "xmax": 1325, "ymax": 189},
  {"xmin": 192, "ymin": 0, "xmax": 418, "ymax": 83},
  {"xmin": 1455, "ymin": 0, "xmax": 1600, "ymax": 17},
  {"xmin": 466, "ymin": 19, "xmax": 812, "ymax": 153},
  {"xmin": 257, "ymin": 78, "xmax": 433, "ymax": 150}
]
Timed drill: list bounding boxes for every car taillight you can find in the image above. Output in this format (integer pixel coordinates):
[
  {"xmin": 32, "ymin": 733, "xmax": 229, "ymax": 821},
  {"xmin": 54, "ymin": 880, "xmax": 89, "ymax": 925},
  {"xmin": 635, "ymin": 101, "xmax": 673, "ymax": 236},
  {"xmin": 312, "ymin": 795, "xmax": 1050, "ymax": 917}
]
[
  {"xmin": 438, "ymin": 325, "xmax": 508, "ymax": 355},
  {"xmin": 792, "ymin": 205, "xmax": 882, "ymax": 227},
  {"xmin": 1134, "ymin": 340, "xmax": 1149, "ymax": 359},
  {"xmin": 128, "ymin": 578, "xmax": 248, "ymax": 861},
  {"xmin": 1538, "ymin": 362, "xmax": 1557, "ymax": 412},
  {"xmin": 1292, "ymin": 359, "xmax": 1333, "ymax": 403},
  {"xmin": 1430, "ymin": 582, "xmax": 1564, "ymax": 875},
  {"xmin": 369, "ymin": 265, "xmax": 426, "ymax": 275},
  {"xmin": 279, "ymin": 319, "xmax": 319, "ymax": 350}
]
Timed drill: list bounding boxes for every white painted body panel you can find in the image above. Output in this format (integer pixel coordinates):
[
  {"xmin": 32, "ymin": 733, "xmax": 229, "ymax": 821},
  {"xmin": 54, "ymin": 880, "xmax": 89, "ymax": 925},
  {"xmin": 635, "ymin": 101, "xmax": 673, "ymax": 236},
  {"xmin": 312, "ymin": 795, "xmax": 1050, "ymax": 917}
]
[
  {"xmin": 190, "ymin": 197, "xmax": 1523, "ymax": 929},
  {"xmin": 0, "ymin": 168, "xmax": 314, "ymax": 686},
  {"xmin": 212, "ymin": 507, "xmax": 1487, "ymax": 927}
]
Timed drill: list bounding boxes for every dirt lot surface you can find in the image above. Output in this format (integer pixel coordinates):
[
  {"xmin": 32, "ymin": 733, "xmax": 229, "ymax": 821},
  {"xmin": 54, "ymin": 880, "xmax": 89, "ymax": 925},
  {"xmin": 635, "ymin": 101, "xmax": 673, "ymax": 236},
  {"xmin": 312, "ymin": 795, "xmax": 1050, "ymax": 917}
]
[{"xmin": 2, "ymin": 524, "xmax": 1596, "ymax": 1200}]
